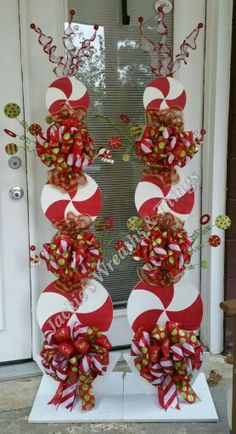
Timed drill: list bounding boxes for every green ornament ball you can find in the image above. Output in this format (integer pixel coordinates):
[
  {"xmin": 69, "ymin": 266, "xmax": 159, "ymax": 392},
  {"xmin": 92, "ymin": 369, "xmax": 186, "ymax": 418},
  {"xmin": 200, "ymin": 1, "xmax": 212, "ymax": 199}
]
[
  {"xmin": 127, "ymin": 216, "xmax": 142, "ymax": 231},
  {"xmin": 4, "ymin": 103, "xmax": 21, "ymax": 118},
  {"xmin": 122, "ymin": 153, "xmax": 130, "ymax": 162}
]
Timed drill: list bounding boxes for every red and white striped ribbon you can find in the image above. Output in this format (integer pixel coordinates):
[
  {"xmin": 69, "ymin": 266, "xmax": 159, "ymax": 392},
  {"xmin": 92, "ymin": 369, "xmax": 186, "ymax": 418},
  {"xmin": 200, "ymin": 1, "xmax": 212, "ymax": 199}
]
[
  {"xmin": 141, "ymin": 138, "xmax": 153, "ymax": 154},
  {"xmin": 59, "ymin": 383, "xmax": 77, "ymax": 410},
  {"xmin": 159, "ymin": 374, "xmax": 179, "ymax": 410}
]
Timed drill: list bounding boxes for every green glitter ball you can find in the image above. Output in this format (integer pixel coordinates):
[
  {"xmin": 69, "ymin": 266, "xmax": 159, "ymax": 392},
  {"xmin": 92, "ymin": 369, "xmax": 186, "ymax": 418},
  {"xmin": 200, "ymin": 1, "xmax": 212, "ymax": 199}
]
[
  {"xmin": 127, "ymin": 216, "xmax": 142, "ymax": 231},
  {"xmin": 122, "ymin": 153, "xmax": 130, "ymax": 162},
  {"xmin": 215, "ymin": 215, "xmax": 231, "ymax": 230},
  {"xmin": 4, "ymin": 103, "xmax": 21, "ymax": 118}
]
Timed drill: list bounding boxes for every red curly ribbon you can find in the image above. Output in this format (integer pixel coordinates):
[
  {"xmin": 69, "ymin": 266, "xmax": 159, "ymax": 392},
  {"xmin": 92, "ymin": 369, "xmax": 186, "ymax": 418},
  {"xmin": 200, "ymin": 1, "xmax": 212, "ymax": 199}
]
[
  {"xmin": 41, "ymin": 323, "xmax": 111, "ymax": 411},
  {"xmin": 131, "ymin": 321, "xmax": 203, "ymax": 410},
  {"xmin": 30, "ymin": 10, "xmax": 99, "ymax": 77},
  {"xmin": 139, "ymin": 9, "xmax": 203, "ymax": 77}
]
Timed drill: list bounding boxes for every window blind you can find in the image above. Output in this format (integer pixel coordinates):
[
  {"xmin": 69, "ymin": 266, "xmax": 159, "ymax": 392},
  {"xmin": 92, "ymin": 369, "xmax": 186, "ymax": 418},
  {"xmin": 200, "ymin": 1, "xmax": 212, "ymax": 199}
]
[{"xmin": 67, "ymin": 0, "xmax": 174, "ymax": 306}]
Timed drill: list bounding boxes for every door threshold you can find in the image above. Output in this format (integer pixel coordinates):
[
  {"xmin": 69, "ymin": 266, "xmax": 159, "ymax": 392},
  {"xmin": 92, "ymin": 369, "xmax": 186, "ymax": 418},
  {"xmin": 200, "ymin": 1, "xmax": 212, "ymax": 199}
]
[{"xmin": 0, "ymin": 360, "xmax": 41, "ymax": 381}]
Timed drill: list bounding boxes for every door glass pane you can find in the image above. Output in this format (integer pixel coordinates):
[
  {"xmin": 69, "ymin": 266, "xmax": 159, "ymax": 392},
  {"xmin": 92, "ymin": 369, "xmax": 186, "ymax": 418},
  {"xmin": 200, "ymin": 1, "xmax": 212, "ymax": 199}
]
[{"xmin": 67, "ymin": 0, "xmax": 174, "ymax": 306}]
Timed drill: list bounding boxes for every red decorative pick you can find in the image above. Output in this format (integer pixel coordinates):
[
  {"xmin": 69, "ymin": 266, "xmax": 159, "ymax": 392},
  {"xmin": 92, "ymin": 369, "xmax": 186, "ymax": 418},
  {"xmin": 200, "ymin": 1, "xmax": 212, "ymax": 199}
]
[
  {"xmin": 139, "ymin": 9, "xmax": 203, "ymax": 76},
  {"xmin": 30, "ymin": 9, "xmax": 99, "ymax": 77}
]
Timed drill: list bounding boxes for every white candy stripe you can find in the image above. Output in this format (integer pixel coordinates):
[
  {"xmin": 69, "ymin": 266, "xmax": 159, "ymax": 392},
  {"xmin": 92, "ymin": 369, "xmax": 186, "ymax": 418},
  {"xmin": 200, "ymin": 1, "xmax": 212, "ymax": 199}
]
[
  {"xmin": 62, "ymin": 384, "xmax": 77, "ymax": 398},
  {"xmin": 179, "ymin": 255, "xmax": 184, "ymax": 269},
  {"xmin": 171, "ymin": 345, "xmax": 184, "ymax": 359},
  {"xmin": 187, "ymin": 358, "xmax": 193, "ymax": 373},
  {"xmin": 139, "ymin": 331, "xmax": 150, "ymax": 347},
  {"xmin": 81, "ymin": 356, "xmax": 90, "ymax": 372},
  {"xmin": 67, "ymin": 154, "xmax": 73, "ymax": 166},
  {"xmin": 170, "ymin": 395, "xmax": 179, "ymax": 409},
  {"xmin": 49, "ymin": 261, "xmax": 58, "ymax": 269},
  {"xmin": 154, "ymin": 247, "xmax": 168, "ymax": 256},
  {"xmin": 160, "ymin": 359, "xmax": 173, "ymax": 369},
  {"xmin": 152, "ymin": 377, "xmax": 164, "ymax": 385},
  {"xmin": 165, "ymin": 384, "xmax": 177, "ymax": 407},
  {"xmin": 61, "ymin": 239, "xmax": 68, "ymax": 252},
  {"xmin": 71, "ymin": 252, "xmax": 77, "ymax": 269},
  {"xmin": 168, "ymin": 244, "xmax": 181, "ymax": 252},
  {"xmin": 92, "ymin": 357, "xmax": 103, "ymax": 372},
  {"xmin": 73, "ymin": 326, "xmax": 88, "ymax": 338},
  {"xmin": 168, "ymin": 153, "xmax": 175, "ymax": 164},
  {"xmin": 43, "ymin": 250, "xmax": 50, "ymax": 260},
  {"xmin": 56, "ymin": 370, "xmax": 67, "ymax": 381},
  {"xmin": 131, "ymin": 342, "xmax": 141, "ymax": 355},
  {"xmin": 182, "ymin": 342, "xmax": 195, "ymax": 355}
]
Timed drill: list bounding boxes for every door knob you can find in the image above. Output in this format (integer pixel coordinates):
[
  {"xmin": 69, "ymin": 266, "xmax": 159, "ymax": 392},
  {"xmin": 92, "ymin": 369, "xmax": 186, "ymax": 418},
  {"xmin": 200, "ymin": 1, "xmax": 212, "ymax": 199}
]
[{"xmin": 9, "ymin": 185, "xmax": 24, "ymax": 200}]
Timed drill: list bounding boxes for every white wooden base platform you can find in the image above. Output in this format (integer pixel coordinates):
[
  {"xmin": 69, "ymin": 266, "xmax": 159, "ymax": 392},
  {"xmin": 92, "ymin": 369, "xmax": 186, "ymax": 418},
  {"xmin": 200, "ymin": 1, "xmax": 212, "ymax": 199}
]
[
  {"xmin": 123, "ymin": 372, "xmax": 218, "ymax": 422},
  {"xmin": 123, "ymin": 353, "xmax": 218, "ymax": 422},
  {"xmin": 29, "ymin": 353, "xmax": 218, "ymax": 423}
]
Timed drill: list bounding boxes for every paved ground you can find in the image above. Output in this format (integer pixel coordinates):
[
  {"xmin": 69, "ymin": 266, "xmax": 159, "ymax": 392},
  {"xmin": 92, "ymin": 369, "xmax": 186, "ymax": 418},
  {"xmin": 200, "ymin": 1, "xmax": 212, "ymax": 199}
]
[{"xmin": 0, "ymin": 355, "xmax": 232, "ymax": 434}]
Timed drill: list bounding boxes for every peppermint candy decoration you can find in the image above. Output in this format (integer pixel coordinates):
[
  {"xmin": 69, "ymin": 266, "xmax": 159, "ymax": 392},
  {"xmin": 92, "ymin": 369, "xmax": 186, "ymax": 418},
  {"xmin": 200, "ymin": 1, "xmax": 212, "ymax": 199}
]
[
  {"xmin": 135, "ymin": 175, "xmax": 195, "ymax": 221},
  {"xmin": 41, "ymin": 174, "xmax": 102, "ymax": 223},
  {"xmin": 46, "ymin": 77, "xmax": 90, "ymax": 114},
  {"xmin": 127, "ymin": 278, "xmax": 203, "ymax": 332},
  {"xmin": 37, "ymin": 279, "xmax": 113, "ymax": 333},
  {"xmin": 143, "ymin": 77, "xmax": 186, "ymax": 112}
]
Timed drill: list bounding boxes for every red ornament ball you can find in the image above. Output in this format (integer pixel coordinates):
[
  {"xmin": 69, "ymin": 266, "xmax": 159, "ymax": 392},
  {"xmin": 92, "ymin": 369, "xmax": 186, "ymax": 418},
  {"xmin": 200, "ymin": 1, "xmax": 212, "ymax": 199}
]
[
  {"xmin": 30, "ymin": 245, "xmax": 36, "ymax": 251},
  {"xmin": 29, "ymin": 123, "xmax": 42, "ymax": 136},
  {"xmin": 108, "ymin": 136, "xmax": 122, "ymax": 149},
  {"xmin": 208, "ymin": 235, "xmax": 221, "ymax": 247}
]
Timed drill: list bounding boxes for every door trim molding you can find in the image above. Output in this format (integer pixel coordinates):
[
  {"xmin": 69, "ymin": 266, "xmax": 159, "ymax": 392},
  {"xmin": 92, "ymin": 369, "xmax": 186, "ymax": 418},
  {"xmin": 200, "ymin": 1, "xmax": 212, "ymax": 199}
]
[
  {"xmin": 201, "ymin": 0, "xmax": 233, "ymax": 353},
  {"xmin": 174, "ymin": 0, "xmax": 233, "ymax": 353},
  {"xmin": 19, "ymin": 0, "xmax": 66, "ymax": 360}
]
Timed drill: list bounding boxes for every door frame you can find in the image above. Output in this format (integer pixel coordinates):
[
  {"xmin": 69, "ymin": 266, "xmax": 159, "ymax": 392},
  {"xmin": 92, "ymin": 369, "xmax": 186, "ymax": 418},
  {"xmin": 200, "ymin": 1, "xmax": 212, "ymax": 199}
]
[
  {"xmin": 201, "ymin": 0, "xmax": 233, "ymax": 354},
  {"xmin": 175, "ymin": 0, "xmax": 233, "ymax": 354},
  {"xmin": 18, "ymin": 0, "xmax": 233, "ymax": 358}
]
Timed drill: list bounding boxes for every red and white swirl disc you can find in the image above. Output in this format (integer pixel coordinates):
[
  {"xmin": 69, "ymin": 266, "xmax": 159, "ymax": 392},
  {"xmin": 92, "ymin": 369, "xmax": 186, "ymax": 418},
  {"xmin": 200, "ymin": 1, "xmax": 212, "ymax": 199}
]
[
  {"xmin": 46, "ymin": 77, "xmax": 90, "ymax": 114},
  {"xmin": 127, "ymin": 278, "xmax": 203, "ymax": 332},
  {"xmin": 41, "ymin": 174, "xmax": 102, "ymax": 223},
  {"xmin": 135, "ymin": 175, "xmax": 195, "ymax": 221},
  {"xmin": 37, "ymin": 279, "xmax": 113, "ymax": 333},
  {"xmin": 143, "ymin": 77, "xmax": 186, "ymax": 111}
]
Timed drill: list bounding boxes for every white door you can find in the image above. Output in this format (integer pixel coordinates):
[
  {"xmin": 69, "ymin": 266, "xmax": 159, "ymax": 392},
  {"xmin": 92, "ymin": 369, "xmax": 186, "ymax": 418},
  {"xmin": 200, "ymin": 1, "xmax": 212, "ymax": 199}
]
[
  {"xmin": 19, "ymin": 0, "xmax": 205, "ymax": 358},
  {"xmin": 0, "ymin": 0, "xmax": 31, "ymax": 362}
]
